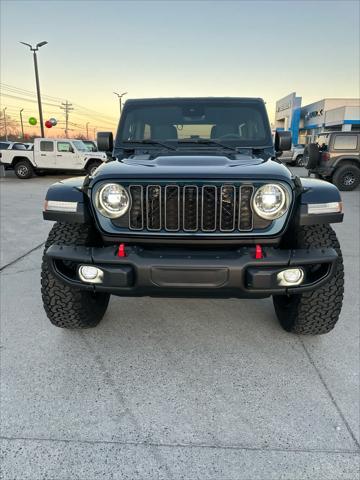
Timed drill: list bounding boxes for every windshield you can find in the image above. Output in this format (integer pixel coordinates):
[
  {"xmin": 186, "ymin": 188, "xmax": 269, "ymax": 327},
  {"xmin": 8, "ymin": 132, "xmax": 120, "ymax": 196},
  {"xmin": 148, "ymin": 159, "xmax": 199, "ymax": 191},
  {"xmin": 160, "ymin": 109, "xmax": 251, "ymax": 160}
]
[
  {"xmin": 83, "ymin": 141, "xmax": 97, "ymax": 152},
  {"xmin": 117, "ymin": 99, "xmax": 272, "ymax": 148},
  {"xmin": 72, "ymin": 140, "xmax": 88, "ymax": 152}
]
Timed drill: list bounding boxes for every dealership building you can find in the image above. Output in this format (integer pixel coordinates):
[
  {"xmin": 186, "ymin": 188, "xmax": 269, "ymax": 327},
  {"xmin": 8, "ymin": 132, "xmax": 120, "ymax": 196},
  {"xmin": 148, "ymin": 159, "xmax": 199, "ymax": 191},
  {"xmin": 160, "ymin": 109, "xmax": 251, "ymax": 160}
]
[{"xmin": 274, "ymin": 92, "xmax": 360, "ymax": 145}]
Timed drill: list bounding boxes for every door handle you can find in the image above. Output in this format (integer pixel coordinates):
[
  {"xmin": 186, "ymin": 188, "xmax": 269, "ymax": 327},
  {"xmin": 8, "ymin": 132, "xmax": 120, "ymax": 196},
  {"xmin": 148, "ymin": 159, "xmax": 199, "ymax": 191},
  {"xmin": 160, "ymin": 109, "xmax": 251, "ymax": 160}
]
[
  {"xmin": 56, "ymin": 154, "xmax": 63, "ymax": 157},
  {"xmin": 41, "ymin": 154, "xmax": 46, "ymax": 156}
]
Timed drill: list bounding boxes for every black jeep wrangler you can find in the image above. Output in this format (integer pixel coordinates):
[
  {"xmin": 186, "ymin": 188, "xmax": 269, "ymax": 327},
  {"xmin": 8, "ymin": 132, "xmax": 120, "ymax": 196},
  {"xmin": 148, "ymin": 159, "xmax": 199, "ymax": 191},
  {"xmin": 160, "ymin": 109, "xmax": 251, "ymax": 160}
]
[{"xmin": 41, "ymin": 98, "xmax": 344, "ymax": 334}]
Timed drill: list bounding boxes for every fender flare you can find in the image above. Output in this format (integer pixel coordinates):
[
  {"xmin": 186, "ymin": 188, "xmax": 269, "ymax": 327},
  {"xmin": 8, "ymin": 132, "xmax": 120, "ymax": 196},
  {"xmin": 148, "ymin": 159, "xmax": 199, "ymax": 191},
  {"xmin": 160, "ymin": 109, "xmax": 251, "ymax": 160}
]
[
  {"xmin": 332, "ymin": 157, "xmax": 360, "ymax": 170},
  {"xmin": 43, "ymin": 177, "xmax": 92, "ymax": 224},
  {"xmin": 84, "ymin": 157, "xmax": 104, "ymax": 169},
  {"xmin": 11, "ymin": 155, "xmax": 35, "ymax": 168},
  {"xmin": 297, "ymin": 177, "xmax": 343, "ymax": 225}
]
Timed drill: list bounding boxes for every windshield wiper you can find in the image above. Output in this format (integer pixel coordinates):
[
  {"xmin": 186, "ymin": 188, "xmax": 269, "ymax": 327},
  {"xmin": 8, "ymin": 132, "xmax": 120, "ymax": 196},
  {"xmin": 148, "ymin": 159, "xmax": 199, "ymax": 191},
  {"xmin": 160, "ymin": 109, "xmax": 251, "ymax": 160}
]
[
  {"xmin": 123, "ymin": 140, "xmax": 177, "ymax": 151},
  {"xmin": 176, "ymin": 138, "xmax": 239, "ymax": 152}
]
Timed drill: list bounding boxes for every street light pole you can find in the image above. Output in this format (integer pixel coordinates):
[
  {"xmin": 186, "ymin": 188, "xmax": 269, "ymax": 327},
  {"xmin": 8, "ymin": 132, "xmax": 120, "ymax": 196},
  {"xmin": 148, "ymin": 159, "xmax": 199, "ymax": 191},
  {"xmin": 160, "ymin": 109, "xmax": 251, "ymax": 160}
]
[
  {"xmin": 20, "ymin": 41, "xmax": 48, "ymax": 137},
  {"xmin": 86, "ymin": 122, "xmax": 89, "ymax": 140},
  {"xmin": 20, "ymin": 109, "xmax": 24, "ymax": 139},
  {"xmin": 3, "ymin": 107, "xmax": 8, "ymax": 141},
  {"xmin": 113, "ymin": 91, "xmax": 128, "ymax": 114}
]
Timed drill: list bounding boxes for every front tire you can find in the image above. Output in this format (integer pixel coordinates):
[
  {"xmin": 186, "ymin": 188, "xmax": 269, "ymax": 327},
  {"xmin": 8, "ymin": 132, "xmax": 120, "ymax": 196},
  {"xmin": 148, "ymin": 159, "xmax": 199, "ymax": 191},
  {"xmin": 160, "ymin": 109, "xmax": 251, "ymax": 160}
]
[
  {"xmin": 14, "ymin": 160, "xmax": 33, "ymax": 179},
  {"xmin": 296, "ymin": 155, "xmax": 304, "ymax": 166},
  {"xmin": 273, "ymin": 224, "xmax": 344, "ymax": 335},
  {"xmin": 41, "ymin": 223, "xmax": 110, "ymax": 329},
  {"xmin": 86, "ymin": 160, "xmax": 102, "ymax": 176}
]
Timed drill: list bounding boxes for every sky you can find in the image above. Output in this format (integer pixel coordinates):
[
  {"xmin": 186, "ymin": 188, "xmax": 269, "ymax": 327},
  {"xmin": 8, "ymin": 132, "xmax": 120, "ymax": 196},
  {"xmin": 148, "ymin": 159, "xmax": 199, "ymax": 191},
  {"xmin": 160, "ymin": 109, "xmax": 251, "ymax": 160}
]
[{"xmin": 1, "ymin": 0, "xmax": 359, "ymax": 137}]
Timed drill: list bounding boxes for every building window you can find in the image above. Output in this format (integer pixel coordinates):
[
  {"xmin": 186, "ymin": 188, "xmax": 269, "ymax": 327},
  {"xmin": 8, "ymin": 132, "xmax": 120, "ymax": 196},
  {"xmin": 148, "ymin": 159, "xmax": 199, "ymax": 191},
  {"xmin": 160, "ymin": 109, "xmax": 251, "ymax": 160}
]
[{"xmin": 333, "ymin": 135, "xmax": 358, "ymax": 150}]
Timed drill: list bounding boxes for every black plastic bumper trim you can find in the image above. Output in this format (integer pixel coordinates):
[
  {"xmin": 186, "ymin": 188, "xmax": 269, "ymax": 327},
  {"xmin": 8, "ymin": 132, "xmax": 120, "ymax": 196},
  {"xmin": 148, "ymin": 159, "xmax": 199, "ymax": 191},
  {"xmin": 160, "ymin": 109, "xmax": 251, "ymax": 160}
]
[{"xmin": 45, "ymin": 244, "xmax": 338, "ymax": 299}]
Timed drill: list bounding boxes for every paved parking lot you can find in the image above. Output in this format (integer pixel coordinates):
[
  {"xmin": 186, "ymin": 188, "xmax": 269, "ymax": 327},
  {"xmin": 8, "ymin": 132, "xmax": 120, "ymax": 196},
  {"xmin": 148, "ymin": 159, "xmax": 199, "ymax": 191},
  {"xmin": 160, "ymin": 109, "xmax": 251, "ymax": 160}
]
[{"xmin": 1, "ymin": 169, "xmax": 359, "ymax": 479}]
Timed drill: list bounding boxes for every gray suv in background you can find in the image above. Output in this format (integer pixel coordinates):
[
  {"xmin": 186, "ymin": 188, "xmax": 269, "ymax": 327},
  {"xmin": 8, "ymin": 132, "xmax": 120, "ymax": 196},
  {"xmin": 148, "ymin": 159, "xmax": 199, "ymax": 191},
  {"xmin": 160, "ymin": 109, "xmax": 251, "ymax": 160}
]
[
  {"xmin": 305, "ymin": 131, "xmax": 360, "ymax": 191},
  {"xmin": 279, "ymin": 143, "xmax": 305, "ymax": 166}
]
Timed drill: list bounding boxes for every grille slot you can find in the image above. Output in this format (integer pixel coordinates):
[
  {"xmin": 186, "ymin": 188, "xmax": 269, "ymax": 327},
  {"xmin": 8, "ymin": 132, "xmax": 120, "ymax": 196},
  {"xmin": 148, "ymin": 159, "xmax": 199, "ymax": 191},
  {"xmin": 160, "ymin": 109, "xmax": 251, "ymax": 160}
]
[
  {"xmin": 127, "ymin": 183, "xmax": 255, "ymax": 233},
  {"xmin": 165, "ymin": 185, "xmax": 180, "ymax": 231},
  {"xmin": 239, "ymin": 185, "xmax": 254, "ymax": 231},
  {"xmin": 129, "ymin": 185, "xmax": 144, "ymax": 230},
  {"xmin": 146, "ymin": 185, "xmax": 162, "ymax": 231},
  {"xmin": 220, "ymin": 185, "xmax": 236, "ymax": 231},
  {"xmin": 201, "ymin": 186, "xmax": 217, "ymax": 232},
  {"xmin": 183, "ymin": 186, "xmax": 199, "ymax": 231}
]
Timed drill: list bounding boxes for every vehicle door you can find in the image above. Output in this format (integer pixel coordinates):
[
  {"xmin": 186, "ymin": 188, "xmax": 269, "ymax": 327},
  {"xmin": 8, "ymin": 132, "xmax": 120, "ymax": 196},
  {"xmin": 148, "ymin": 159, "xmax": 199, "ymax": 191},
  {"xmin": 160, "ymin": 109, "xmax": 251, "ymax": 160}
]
[
  {"xmin": 36, "ymin": 140, "xmax": 56, "ymax": 168},
  {"xmin": 55, "ymin": 141, "xmax": 82, "ymax": 170}
]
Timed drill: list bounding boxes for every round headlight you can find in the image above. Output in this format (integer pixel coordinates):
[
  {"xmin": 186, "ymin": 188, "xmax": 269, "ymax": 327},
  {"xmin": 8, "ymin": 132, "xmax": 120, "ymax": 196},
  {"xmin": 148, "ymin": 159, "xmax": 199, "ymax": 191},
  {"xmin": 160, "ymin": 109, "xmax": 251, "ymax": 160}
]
[
  {"xmin": 252, "ymin": 184, "xmax": 289, "ymax": 220},
  {"xmin": 96, "ymin": 183, "xmax": 130, "ymax": 218}
]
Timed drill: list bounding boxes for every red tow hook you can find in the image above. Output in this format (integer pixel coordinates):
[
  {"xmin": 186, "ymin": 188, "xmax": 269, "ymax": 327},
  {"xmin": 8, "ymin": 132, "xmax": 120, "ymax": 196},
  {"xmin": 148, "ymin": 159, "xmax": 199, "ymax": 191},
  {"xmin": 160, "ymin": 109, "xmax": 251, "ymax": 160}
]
[
  {"xmin": 117, "ymin": 243, "xmax": 127, "ymax": 257},
  {"xmin": 255, "ymin": 244, "xmax": 263, "ymax": 259}
]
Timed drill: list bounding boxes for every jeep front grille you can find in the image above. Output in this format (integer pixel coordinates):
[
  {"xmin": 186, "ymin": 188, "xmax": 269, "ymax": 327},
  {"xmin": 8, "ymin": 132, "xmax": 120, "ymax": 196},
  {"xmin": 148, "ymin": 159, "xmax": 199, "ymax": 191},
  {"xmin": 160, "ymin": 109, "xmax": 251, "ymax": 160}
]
[{"xmin": 127, "ymin": 184, "xmax": 254, "ymax": 233}]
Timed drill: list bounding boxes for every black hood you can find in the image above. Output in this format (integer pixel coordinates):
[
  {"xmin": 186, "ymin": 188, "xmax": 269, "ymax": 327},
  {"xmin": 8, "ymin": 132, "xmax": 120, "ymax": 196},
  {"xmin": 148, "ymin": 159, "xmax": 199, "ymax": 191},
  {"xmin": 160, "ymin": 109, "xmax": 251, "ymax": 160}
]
[{"xmin": 91, "ymin": 154, "xmax": 293, "ymax": 184}]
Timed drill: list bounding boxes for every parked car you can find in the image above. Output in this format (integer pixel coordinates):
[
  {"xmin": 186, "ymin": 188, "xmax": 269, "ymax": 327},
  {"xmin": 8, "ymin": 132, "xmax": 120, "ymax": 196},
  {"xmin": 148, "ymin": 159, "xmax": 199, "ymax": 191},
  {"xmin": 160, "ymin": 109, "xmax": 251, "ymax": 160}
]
[
  {"xmin": 0, "ymin": 138, "xmax": 107, "ymax": 178},
  {"xmin": 279, "ymin": 143, "xmax": 305, "ymax": 166},
  {"xmin": 304, "ymin": 131, "xmax": 360, "ymax": 191},
  {"xmin": 41, "ymin": 97, "xmax": 344, "ymax": 336}
]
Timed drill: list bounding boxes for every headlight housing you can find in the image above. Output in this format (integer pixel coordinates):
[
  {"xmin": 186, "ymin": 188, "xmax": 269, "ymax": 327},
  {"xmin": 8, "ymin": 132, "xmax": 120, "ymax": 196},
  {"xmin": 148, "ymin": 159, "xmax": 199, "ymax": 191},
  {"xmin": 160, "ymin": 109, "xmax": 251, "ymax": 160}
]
[
  {"xmin": 95, "ymin": 183, "xmax": 130, "ymax": 218},
  {"xmin": 252, "ymin": 184, "xmax": 289, "ymax": 220}
]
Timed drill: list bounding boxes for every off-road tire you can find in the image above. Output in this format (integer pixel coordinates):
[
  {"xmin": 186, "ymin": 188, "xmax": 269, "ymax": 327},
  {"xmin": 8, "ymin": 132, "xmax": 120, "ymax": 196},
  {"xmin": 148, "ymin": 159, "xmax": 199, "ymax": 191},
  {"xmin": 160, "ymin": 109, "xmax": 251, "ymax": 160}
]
[
  {"xmin": 273, "ymin": 224, "xmax": 344, "ymax": 335},
  {"xmin": 41, "ymin": 222, "xmax": 110, "ymax": 328},
  {"xmin": 14, "ymin": 160, "xmax": 34, "ymax": 179},
  {"xmin": 303, "ymin": 143, "xmax": 320, "ymax": 170},
  {"xmin": 332, "ymin": 164, "xmax": 360, "ymax": 191},
  {"xmin": 86, "ymin": 160, "xmax": 102, "ymax": 176}
]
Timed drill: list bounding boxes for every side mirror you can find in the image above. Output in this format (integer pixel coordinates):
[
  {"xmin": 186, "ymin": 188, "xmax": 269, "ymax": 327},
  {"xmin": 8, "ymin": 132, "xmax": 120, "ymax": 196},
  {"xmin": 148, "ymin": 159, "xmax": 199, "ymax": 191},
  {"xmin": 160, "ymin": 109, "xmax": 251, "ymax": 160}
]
[
  {"xmin": 97, "ymin": 132, "xmax": 113, "ymax": 152},
  {"xmin": 275, "ymin": 131, "xmax": 292, "ymax": 152}
]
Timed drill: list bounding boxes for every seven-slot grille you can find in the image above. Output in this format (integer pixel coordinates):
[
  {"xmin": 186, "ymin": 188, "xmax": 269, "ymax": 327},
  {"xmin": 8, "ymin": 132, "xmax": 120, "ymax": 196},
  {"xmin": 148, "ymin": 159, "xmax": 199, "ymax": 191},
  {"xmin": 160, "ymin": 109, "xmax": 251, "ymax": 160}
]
[{"xmin": 128, "ymin": 184, "xmax": 254, "ymax": 233}]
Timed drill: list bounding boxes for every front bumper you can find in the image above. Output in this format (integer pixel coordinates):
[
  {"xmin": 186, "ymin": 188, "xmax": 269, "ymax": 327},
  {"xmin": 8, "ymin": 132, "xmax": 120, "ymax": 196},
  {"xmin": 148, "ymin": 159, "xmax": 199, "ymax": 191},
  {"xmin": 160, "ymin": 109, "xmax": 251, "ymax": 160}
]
[{"xmin": 45, "ymin": 244, "xmax": 338, "ymax": 299}]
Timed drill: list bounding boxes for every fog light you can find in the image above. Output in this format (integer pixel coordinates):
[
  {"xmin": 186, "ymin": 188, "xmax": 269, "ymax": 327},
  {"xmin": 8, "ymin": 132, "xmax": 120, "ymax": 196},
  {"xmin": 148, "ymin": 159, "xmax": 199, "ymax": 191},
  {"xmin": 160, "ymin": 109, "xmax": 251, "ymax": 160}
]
[
  {"xmin": 277, "ymin": 268, "xmax": 304, "ymax": 286},
  {"xmin": 78, "ymin": 265, "xmax": 104, "ymax": 284}
]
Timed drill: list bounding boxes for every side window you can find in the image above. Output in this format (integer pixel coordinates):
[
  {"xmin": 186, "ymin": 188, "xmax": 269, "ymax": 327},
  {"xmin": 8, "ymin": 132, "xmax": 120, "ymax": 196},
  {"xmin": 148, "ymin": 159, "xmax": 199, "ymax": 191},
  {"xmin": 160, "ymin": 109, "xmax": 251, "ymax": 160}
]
[
  {"xmin": 40, "ymin": 141, "xmax": 54, "ymax": 152},
  {"xmin": 12, "ymin": 143, "xmax": 26, "ymax": 150},
  {"xmin": 333, "ymin": 135, "xmax": 358, "ymax": 150},
  {"xmin": 57, "ymin": 142, "xmax": 72, "ymax": 152}
]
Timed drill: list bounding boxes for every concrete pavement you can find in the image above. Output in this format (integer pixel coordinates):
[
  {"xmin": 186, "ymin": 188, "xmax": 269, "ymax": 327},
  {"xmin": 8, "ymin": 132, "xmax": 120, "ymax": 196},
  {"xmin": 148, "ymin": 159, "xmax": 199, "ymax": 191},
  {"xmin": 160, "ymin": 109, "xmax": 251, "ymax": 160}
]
[{"xmin": 1, "ymin": 169, "xmax": 359, "ymax": 479}]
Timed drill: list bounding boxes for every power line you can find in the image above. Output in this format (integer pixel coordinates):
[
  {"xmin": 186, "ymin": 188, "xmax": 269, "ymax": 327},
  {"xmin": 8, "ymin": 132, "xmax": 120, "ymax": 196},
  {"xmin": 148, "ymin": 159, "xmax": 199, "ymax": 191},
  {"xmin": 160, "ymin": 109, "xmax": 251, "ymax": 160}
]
[{"xmin": 1, "ymin": 82, "xmax": 118, "ymax": 123}]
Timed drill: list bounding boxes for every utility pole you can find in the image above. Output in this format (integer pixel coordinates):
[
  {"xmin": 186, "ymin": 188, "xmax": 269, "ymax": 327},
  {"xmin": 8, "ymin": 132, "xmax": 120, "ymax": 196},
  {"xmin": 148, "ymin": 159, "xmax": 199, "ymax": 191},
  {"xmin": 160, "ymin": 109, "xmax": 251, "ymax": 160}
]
[
  {"xmin": 113, "ymin": 91, "xmax": 127, "ymax": 114},
  {"xmin": 3, "ymin": 108, "xmax": 8, "ymax": 141},
  {"xmin": 20, "ymin": 41, "xmax": 47, "ymax": 137},
  {"xmin": 93, "ymin": 127, "xmax": 96, "ymax": 140},
  {"xmin": 86, "ymin": 122, "xmax": 89, "ymax": 140},
  {"xmin": 20, "ymin": 109, "xmax": 24, "ymax": 139},
  {"xmin": 60, "ymin": 101, "xmax": 74, "ymax": 138}
]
